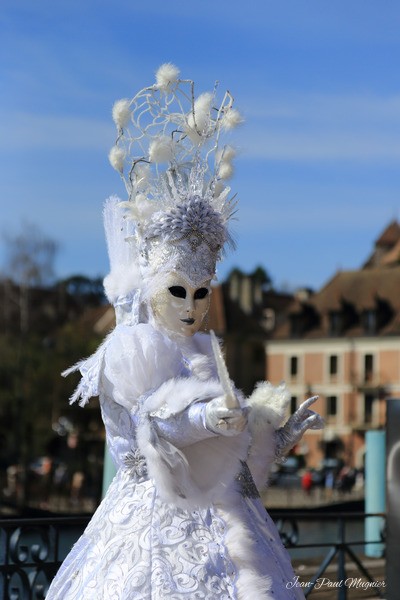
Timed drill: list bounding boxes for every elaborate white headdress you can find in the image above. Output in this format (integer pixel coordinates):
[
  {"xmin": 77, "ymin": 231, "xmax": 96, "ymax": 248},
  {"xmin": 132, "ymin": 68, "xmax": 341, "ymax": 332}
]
[{"xmin": 103, "ymin": 63, "xmax": 242, "ymax": 324}]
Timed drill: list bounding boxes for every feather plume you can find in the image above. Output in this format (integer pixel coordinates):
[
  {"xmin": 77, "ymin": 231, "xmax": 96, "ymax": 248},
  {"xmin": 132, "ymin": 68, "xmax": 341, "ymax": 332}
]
[
  {"xmin": 148, "ymin": 135, "xmax": 174, "ymax": 163},
  {"xmin": 217, "ymin": 145, "xmax": 236, "ymax": 163},
  {"xmin": 221, "ymin": 107, "xmax": 243, "ymax": 130},
  {"xmin": 108, "ymin": 146, "xmax": 125, "ymax": 172},
  {"xmin": 155, "ymin": 63, "xmax": 180, "ymax": 90},
  {"xmin": 112, "ymin": 99, "xmax": 131, "ymax": 129},
  {"xmin": 218, "ymin": 162, "xmax": 234, "ymax": 180},
  {"xmin": 186, "ymin": 92, "xmax": 213, "ymax": 142}
]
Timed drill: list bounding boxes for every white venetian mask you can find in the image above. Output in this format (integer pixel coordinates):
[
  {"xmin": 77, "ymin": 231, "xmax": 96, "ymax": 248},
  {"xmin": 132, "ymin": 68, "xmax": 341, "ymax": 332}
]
[{"xmin": 150, "ymin": 272, "xmax": 211, "ymax": 337}]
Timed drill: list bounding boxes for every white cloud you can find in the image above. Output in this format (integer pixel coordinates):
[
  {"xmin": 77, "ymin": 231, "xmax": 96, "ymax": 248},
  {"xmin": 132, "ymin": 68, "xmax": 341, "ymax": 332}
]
[
  {"xmin": 242, "ymin": 129, "xmax": 400, "ymax": 162},
  {"xmin": 0, "ymin": 111, "xmax": 113, "ymax": 151},
  {"xmin": 245, "ymin": 92, "xmax": 400, "ymax": 123},
  {"xmin": 238, "ymin": 92, "xmax": 400, "ymax": 162}
]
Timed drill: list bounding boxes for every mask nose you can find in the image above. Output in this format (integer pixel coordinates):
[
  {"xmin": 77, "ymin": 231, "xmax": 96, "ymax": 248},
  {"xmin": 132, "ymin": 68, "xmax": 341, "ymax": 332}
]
[{"xmin": 184, "ymin": 294, "xmax": 195, "ymax": 315}]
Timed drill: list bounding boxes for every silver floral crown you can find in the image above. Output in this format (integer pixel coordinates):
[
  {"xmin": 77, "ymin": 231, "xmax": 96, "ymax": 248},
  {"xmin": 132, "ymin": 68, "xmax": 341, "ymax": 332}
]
[{"xmin": 106, "ymin": 63, "xmax": 242, "ymax": 293}]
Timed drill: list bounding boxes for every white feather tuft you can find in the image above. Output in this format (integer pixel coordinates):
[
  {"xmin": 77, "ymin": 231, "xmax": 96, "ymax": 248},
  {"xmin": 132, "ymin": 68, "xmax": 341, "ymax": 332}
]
[
  {"xmin": 193, "ymin": 92, "xmax": 213, "ymax": 123},
  {"xmin": 186, "ymin": 92, "xmax": 213, "ymax": 143},
  {"xmin": 248, "ymin": 381, "xmax": 290, "ymax": 430},
  {"xmin": 149, "ymin": 135, "xmax": 174, "ymax": 163},
  {"xmin": 112, "ymin": 99, "xmax": 131, "ymax": 129},
  {"xmin": 102, "ymin": 196, "xmax": 141, "ymax": 305},
  {"xmin": 218, "ymin": 161, "xmax": 234, "ymax": 180},
  {"xmin": 103, "ymin": 265, "xmax": 142, "ymax": 304},
  {"xmin": 246, "ymin": 381, "xmax": 290, "ymax": 489},
  {"xmin": 108, "ymin": 146, "xmax": 125, "ymax": 172},
  {"xmin": 217, "ymin": 145, "xmax": 236, "ymax": 163},
  {"xmin": 155, "ymin": 63, "xmax": 180, "ymax": 90},
  {"xmin": 219, "ymin": 502, "xmax": 274, "ymax": 599},
  {"xmin": 124, "ymin": 194, "xmax": 158, "ymax": 223},
  {"xmin": 136, "ymin": 194, "xmax": 158, "ymax": 220},
  {"xmin": 216, "ymin": 145, "xmax": 236, "ymax": 180},
  {"xmin": 221, "ymin": 107, "xmax": 243, "ymax": 130}
]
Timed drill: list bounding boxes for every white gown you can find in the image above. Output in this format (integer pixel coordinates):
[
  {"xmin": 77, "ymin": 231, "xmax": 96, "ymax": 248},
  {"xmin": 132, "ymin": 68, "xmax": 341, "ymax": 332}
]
[{"xmin": 46, "ymin": 323, "xmax": 304, "ymax": 600}]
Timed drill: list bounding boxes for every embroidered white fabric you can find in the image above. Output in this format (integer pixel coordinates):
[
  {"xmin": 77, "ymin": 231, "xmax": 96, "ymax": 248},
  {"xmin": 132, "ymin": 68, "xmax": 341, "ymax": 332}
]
[{"xmin": 46, "ymin": 324, "xmax": 305, "ymax": 600}]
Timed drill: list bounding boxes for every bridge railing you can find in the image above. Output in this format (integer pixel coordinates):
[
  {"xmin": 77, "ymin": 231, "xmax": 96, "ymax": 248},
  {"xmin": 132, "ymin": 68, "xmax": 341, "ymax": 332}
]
[
  {"xmin": 270, "ymin": 510, "xmax": 386, "ymax": 599},
  {"xmin": 0, "ymin": 511, "xmax": 385, "ymax": 599}
]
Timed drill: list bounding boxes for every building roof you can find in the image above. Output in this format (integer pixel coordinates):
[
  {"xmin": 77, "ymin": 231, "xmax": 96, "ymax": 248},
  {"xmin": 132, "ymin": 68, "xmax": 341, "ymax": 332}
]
[
  {"xmin": 273, "ymin": 266, "xmax": 400, "ymax": 340},
  {"xmin": 272, "ymin": 221, "xmax": 400, "ymax": 341},
  {"xmin": 363, "ymin": 220, "xmax": 400, "ymax": 268},
  {"xmin": 375, "ymin": 220, "xmax": 400, "ymax": 247}
]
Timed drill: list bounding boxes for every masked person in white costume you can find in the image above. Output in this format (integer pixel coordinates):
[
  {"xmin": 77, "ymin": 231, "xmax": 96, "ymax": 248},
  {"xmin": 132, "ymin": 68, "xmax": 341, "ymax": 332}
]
[{"xmin": 46, "ymin": 64, "xmax": 323, "ymax": 600}]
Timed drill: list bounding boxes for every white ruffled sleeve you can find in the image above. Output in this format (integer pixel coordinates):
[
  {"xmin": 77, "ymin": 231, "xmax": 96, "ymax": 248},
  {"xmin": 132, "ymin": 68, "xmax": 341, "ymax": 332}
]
[
  {"xmin": 101, "ymin": 323, "xmax": 183, "ymax": 412},
  {"xmin": 135, "ymin": 375, "xmax": 250, "ymax": 509}
]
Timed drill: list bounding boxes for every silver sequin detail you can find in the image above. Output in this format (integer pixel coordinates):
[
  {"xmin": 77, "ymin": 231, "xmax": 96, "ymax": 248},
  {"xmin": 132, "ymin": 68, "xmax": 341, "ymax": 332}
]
[
  {"xmin": 236, "ymin": 461, "xmax": 260, "ymax": 499},
  {"xmin": 123, "ymin": 450, "xmax": 148, "ymax": 482},
  {"xmin": 143, "ymin": 195, "xmax": 227, "ymax": 285}
]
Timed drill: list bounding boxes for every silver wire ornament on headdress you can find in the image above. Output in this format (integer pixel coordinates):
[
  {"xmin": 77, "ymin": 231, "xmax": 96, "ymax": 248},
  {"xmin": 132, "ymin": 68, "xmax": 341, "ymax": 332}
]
[{"xmin": 103, "ymin": 63, "xmax": 242, "ymax": 320}]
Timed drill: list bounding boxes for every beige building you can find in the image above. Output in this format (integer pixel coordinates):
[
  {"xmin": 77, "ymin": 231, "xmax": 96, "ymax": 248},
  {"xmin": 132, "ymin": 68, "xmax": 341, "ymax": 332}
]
[{"xmin": 266, "ymin": 221, "xmax": 400, "ymax": 470}]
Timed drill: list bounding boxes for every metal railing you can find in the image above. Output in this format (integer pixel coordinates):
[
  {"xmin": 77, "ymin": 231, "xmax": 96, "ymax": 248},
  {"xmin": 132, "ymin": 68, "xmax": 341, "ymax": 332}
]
[
  {"xmin": 0, "ymin": 516, "xmax": 90, "ymax": 600},
  {"xmin": 270, "ymin": 510, "xmax": 386, "ymax": 599},
  {"xmin": 0, "ymin": 511, "xmax": 386, "ymax": 599}
]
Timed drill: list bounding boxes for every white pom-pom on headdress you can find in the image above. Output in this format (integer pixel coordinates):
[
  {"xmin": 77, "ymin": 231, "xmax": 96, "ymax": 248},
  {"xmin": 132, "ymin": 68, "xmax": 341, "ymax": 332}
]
[
  {"xmin": 123, "ymin": 193, "xmax": 158, "ymax": 222},
  {"xmin": 216, "ymin": 145, "xmax": 236, "ymax": 180},
  {"xmin": 221, "ymin": 107, "xmax": 243, "ymax": 130},
  {"xmin": 112, "ymin": 99, "xmax": 132, "ymax": 129},
  {"xmin": 218, "ymin": 161, "xmax": 234, "ymax": 180},
  {"xmin": 149, "ymin": 135, "xmax": 175, "ymax": 163},
  {"xmin": 107, "ymin": 64, "xmax": 241, "ymax": 289},
  {"xmin": 218, "ymin": 145, "xmax": 236, "ymax": 163},
  {"xmin": 186, "ymin": 92, "xmax": 214, "ymax": 143},
  {"xmin": 109, "ymin": 146, "xmax": 125, "ymax": 172},
  {"xmin": 155, "ymin": 63, "xmax": 180, "ymax": 91}
]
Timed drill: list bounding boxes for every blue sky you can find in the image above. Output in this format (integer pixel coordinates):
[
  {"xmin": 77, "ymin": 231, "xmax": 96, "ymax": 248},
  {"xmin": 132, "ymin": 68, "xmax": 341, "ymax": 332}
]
[{"xmin": 1, "ymin": 0, "xmax": 400, "ymax": 291}]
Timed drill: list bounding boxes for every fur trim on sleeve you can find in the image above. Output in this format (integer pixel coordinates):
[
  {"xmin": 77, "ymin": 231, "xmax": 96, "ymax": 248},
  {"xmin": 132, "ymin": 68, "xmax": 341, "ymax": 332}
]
[
  {"xmin": 143, "ymin": 376, "xmax": 223, "ymax": 416},
  {"xmin": 246, "ymin": 381, "xmax": 290, "ymax": 490},
  {"xmin": 137, "ymin": 376, "xmax": 250, "ymax": 509}
]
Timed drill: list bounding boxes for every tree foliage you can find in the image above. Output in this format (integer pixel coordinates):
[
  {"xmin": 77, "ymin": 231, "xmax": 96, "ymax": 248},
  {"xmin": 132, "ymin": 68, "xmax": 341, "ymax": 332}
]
[{"xmin": 2, "ymin": 221, "xmax": 58, "ymax": 286}]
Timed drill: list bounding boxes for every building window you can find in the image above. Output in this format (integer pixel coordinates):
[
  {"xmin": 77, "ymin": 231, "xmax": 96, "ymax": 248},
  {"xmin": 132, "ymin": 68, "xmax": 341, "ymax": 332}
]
[
  {"xmin": 290, "ymin": 396, "xmax": 297, "ymax": 414},
  {"xmin": 262, "ymin": 308, "xmax": 275, "ymax": 332},
  {"xmin": 363, "ymin": 310, "xmax": 377, "ymax": 334},
  {"xmin": 364, "ymin": 393, "xmax": 374, "ymax": 423},
  {"xmin": 290, "ymin": 315, "xmax": 302, "ymax": 337},
  {"xmin": 290, "ymin": 356, "xmax": 298, "ymax": 378},
  {"xmin": 329, "ymin": 355, "xmax": 338, "ymax": 378},
  {"xmin": 326, "ymin": 396, "xmax": 337, "ymax": 420},
  {"xmin": 329, "ymin": 311, "xmax": 342, "ymax": 336},
  {"xmin": 364, "ymin": 354, "xmax": 374, "ymax": 382}
]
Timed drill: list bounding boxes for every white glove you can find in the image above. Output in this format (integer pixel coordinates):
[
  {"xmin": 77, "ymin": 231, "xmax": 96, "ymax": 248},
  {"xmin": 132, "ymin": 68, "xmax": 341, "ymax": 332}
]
[
  {"xmin": 205, "ymin": 396, "xmax": 248, "ymax": 437},
  {"xmin": 275, "ymin": 396, "xmax": 324, "ymax": 460}
]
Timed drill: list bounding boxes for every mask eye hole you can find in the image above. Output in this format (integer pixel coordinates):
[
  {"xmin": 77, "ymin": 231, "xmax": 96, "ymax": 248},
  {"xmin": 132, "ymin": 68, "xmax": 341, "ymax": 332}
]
[
  {"xmin": 194, "ymin": 287, "xmax": 209, "ymax": 300},
  {"xmin": 168, "ymin": 286, "xmax": 186, "ymax": 298}
]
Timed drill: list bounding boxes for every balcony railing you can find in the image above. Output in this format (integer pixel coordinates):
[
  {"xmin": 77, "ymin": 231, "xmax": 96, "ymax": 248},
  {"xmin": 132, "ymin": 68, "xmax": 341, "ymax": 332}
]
[
  {"xmin": 0, "ymin": 511, "xmax": 385, "ymax": 599},
  {"xmin": 0, "ymin": 515, "xmax": 90, "ymax": 600}
]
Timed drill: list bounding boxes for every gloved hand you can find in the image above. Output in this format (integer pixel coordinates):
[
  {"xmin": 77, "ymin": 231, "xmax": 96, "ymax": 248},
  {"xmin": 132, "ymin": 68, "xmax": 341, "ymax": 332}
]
[
  {"xmin": 275, "ymin": 396, "xmax": 324, "ymax": 460},
  {"xmin": 204, "ymin": 396, "xmax": 248, "ymax": 436}
]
